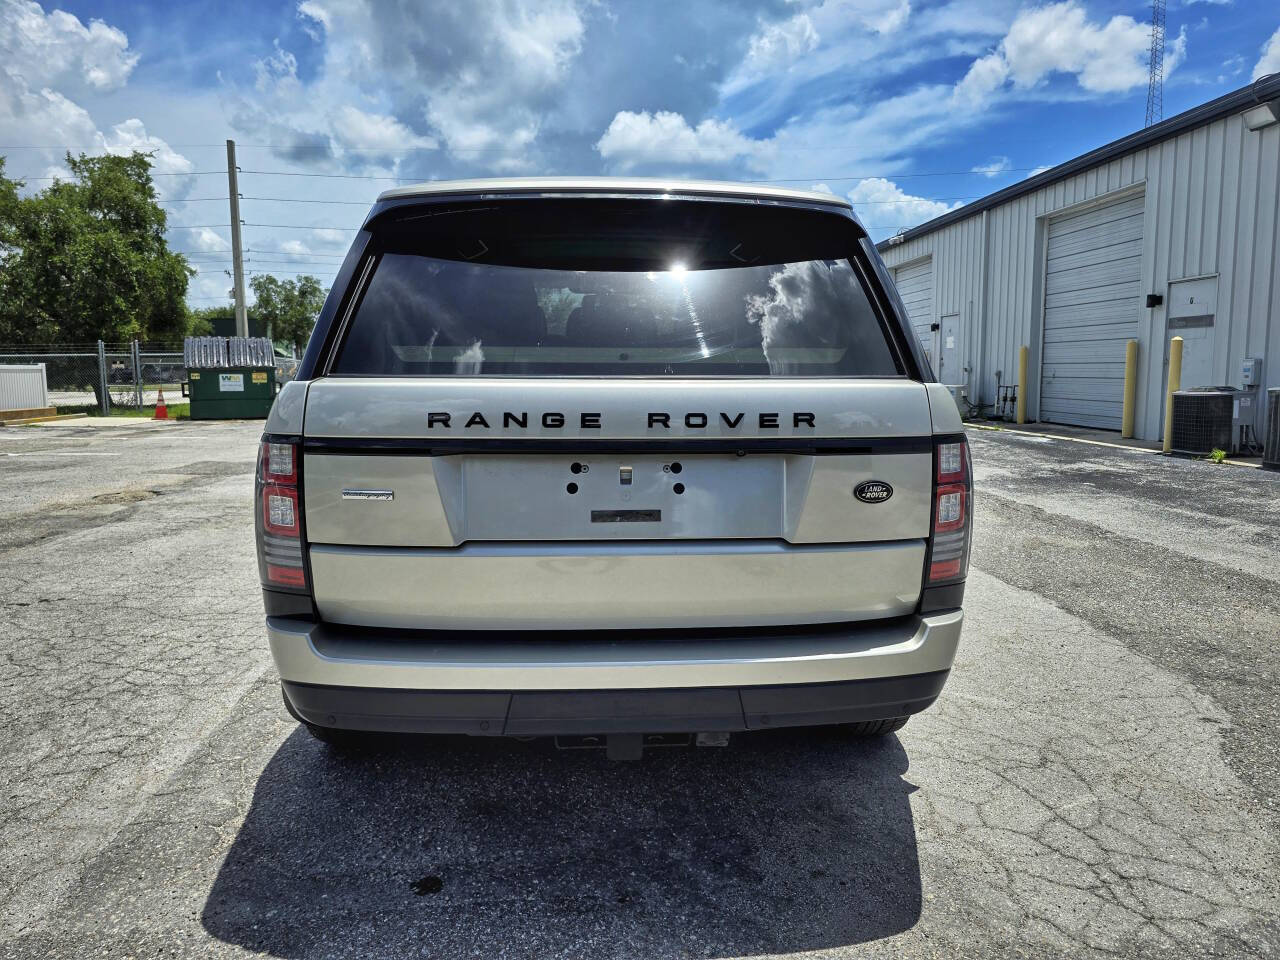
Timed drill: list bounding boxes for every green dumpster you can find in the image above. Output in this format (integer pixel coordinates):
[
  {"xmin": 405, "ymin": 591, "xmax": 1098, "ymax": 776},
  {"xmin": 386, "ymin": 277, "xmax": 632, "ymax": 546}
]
[
  {"xmin": 183, "ymin": 366, "xmax": 276, "ymax": 419},
  {"xmin": 182, "ymin": 336, "xmax": 279, "ymax": 420}
]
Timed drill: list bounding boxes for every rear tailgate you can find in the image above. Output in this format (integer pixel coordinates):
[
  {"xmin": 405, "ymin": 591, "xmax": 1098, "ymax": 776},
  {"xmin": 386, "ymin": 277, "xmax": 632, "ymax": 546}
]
[{"xmin": 301, "ymin": 377, "xmax": 935, "ymax": 629}]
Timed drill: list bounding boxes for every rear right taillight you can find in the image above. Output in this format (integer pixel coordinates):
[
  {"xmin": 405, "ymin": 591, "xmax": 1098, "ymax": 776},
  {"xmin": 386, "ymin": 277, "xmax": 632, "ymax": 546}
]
[
  {"xmin": 927, "ymin": 438, "xmax": 971, "ymax": 585},
  {"xmin": 256, "ymin": 438, "xmax": 308, "ymax": 590}
]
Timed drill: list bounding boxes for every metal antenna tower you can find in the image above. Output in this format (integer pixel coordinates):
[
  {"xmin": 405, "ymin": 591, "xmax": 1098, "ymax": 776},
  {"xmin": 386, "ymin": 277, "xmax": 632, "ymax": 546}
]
[{"xmin": 1145, "ymin": 0, "xmax": 1166, "ymax": 127}]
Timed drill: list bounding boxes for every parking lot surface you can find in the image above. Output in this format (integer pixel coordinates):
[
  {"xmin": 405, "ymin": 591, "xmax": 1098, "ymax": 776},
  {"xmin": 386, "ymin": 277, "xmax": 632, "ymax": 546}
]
[{"xmin": 1, "ymin": 420, "xmax": 1278, "ymax": 959}]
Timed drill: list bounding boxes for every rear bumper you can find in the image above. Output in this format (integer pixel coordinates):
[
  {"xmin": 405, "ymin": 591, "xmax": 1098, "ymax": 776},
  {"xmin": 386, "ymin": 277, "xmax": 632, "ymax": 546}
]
[
  {"xmin": 268, "ymin": 609, "xmax": 962, "ymax": 734},
  {"xmin": 282, "ymin": 671, "xmax": 950, "ymax": 736}
]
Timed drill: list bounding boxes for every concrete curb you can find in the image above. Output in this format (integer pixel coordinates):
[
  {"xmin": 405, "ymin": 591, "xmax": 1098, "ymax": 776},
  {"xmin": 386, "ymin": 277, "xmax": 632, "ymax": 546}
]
[{"xmin": 966, "ymin": 422, "xmax": 1261, "ymax": 468}]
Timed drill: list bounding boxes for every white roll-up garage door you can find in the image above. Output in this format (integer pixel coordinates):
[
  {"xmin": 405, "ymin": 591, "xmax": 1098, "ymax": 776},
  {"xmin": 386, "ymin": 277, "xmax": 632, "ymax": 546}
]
[
  {"xmin": 1040, "ymin": 193, "xmax": 1144, "ymax": 430},
  {"xmin": 893, "ymin": 258, "xmax": 934, "ymax": 364}
]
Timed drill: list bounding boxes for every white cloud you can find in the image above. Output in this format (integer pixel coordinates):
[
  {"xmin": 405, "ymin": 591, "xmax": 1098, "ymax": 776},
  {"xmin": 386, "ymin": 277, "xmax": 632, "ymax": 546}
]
[
  {"xmin": 1254, "ymin": 27, "xmax": 1280, "ymax": 80},
  {"xmin": 817, "ymin": 0, "xmax": 912, "ymax": 36},
  {"xmin": 952, "ymin": 2, "xmax": 1187, "ymax": 107},
  {"xmin": 102, "ymin": 119, "xmax": 193, "ymax": 175},
  {"xmin": 0, "ymin": 71, "xmax": 99, "ymax": 149},
  {"xmin": 810, "ymin": 182, "xmax": 835, "ymax": 194},
  {"xmin": 1027, "ymin": 164, "xmax": 1053, "ymax": 177},
  {"xmin": 0, "ymin": 0, "xmax": 137, "ymax": 93},
  {"xmin": 297, "ymin": 0, "xmax": 332, "ymax": 38},
  {"xmin": 269, "ymin": 0, "xmax": 586, "ymax": 170},
  {"xmin": 330, "ymin": 105, "xmax": 436, "ymax": 153},
  {"xmin": 309, "ymin": 228, "xmax": 350, "ymax": 249},
  {"xmin": 851, "ymin": 0, "xmax": 912, "ymax": 35},
  {"xmin": 189, "ymin": 228, "xmax": 230, "ymax": 253},
  {"xmin": 952, "ymin": 52, "xmax": 1008, "ymax": 107},
  {"xmin": 253, "ymin": 40, "xmax": 302, "ymax": 97},
  {"xmin": 0, "ymin": 7, "xmax": 192, "ymax": 199},
  {"xmin": 741, "ymin": 14, "xmax": 820, "ymax": 74},
  {"xmin": 847, "ymin": 177, "xmax": 962, "ymax": 230},
  {"xmin": 971, "ymin": 156, "xmax": 1011, "ymax": 177},
  {"xmin": 278, "ymin": 240, "xmax": 312, "ymax": 256},
  {"xmin": 595, "ymin": 110, "xmax": 773, "ymax": 173}
]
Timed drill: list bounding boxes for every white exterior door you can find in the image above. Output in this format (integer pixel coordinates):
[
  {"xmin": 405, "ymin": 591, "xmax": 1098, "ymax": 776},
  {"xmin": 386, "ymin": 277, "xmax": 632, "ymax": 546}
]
[
  {"xmin": 1039, "ymin": 193, "xmax": 1145, "ymax": 430},
  {"xmin": 894, "ymin": 258, "xmax": 934, "ymax": 368},
  {"xmin": 1167, "ymin": 277, "xmax": 1218, "ymax": 390},
  {"xmin": 938, "ymin": 313, "xmax": 960, "ymax": 384}
]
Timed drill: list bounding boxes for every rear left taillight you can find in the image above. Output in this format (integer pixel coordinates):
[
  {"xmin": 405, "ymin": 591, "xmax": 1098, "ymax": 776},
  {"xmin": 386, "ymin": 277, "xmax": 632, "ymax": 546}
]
[
  {"xmin": 927, "ymin": 438, "xmax": 972, "ymax": 585},
  {"xmin": 256, "ymin": 438, "xmax": 308, "ymax": 590}
]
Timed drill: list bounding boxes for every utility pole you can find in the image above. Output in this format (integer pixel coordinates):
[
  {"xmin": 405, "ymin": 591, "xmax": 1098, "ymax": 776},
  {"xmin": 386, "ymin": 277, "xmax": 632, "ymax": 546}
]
[
  {"xmin": 1145, "ymin": 0, "xmax": 1165, "ymax": 127},
  {"xmin": 226, "ymin": 139, "xmax": 248, "ymax": 337}
]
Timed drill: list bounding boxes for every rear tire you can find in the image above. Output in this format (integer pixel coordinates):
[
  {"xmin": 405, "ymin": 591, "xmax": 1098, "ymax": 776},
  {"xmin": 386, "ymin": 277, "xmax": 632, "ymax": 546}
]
[{"xmin": 844, "ymin": 716, "xmax": 909, "ymax": 738}]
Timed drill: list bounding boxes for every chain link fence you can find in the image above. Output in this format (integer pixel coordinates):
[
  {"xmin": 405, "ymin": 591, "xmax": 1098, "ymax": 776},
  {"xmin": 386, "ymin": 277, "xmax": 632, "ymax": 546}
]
[{"xmin": 0, "ymin": 341, "xmax": 185, "ymax": 414}]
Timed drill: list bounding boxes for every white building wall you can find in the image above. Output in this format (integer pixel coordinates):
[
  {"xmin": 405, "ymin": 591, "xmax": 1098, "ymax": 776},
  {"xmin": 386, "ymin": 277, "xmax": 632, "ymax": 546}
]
[
  {"xmin": 0, "ymin": 364, "xmax": 49, "ymax": 412},
  {"xmin": 881, "ymin": 104, "xmax": 1280, "ymax": 442}
]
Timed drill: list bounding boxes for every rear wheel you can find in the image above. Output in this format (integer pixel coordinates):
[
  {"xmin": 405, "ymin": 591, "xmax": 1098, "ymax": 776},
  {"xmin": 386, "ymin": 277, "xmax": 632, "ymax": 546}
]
[{"xmin": 844, "ymin": 716, "xmax": 909, "ymax": 738}]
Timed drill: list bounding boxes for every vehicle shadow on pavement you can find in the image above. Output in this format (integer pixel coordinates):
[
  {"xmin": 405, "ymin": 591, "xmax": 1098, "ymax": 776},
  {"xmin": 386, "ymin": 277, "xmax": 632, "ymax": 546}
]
[{"xmin": 201, "ymin": 725, "xmax": 921, "ymax": 958}]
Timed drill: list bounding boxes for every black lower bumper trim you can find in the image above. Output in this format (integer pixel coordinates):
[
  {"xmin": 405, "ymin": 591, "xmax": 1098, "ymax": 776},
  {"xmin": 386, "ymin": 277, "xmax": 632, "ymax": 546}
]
[
  {"xmin": 282, "ymin": 671, "xmax": 950, "ymax": 737},
  {"xmin": 262, "ymin": 588, "xmax": 315, "ymax": 619}
]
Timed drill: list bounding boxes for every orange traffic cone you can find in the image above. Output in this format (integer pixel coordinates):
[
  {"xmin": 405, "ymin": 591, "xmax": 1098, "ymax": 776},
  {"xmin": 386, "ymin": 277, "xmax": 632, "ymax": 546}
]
[{"xmin": 154, "ymin": 389, "xmax": 168, "ymax": 420}]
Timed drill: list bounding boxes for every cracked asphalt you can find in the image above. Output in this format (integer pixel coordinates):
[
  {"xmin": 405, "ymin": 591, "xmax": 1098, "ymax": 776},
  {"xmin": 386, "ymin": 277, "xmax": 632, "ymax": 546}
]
[{"xmin": 1, "ymin": 419, "xmax": 1278, "ymax": 959}]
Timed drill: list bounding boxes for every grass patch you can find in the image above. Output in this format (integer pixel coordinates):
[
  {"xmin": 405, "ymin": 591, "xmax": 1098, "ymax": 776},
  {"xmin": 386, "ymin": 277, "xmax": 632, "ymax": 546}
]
[
  {"xmin": 60, "ymin": 402, "xmax": 190, "ymax": 420},
  {"xmin": 1208, "ymin": 448, "xmax": 1227, "ymax": 464},
  {"xmin": 116, "ymin": 403, "xmax": 190, "ymax": 420}
]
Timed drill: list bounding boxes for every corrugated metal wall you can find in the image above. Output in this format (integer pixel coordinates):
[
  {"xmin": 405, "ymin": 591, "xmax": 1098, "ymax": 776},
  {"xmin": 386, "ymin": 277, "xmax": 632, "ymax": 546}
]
[
  {"xmin": 0, "ymin": 364, "xmax": 49, "ymax": 412},
  {"xmin": 892, "ymin": 257, "xmax": 935, "ymax": 361},
  {"xmin": 880, "ymin": 103, "xmax": 1280, "ymax": 442}
]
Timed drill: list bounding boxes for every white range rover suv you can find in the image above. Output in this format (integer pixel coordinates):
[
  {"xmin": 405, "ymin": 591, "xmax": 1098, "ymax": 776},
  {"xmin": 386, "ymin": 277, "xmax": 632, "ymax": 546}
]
[{"xmin": 257, "ymin": 178, "xmax": 971, "ymax": 758}]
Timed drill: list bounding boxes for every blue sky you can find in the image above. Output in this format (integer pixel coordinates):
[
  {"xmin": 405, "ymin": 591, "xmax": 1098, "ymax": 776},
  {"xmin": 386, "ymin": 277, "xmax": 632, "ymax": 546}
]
[{"xmin": 2, "ymin": 0, "xmax": 1278, "ymax": 306}]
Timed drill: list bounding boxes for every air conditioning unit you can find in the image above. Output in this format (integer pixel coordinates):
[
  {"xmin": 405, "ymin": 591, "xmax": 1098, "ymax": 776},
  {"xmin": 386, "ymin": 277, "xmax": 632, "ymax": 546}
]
[
  {"xmin": 1170, "ymin": 388, "xmax": 1235, "ymax": 455},
  {"xmin": 1264, "ymin": 388, "xmax": 1280, "ymax": 471}
]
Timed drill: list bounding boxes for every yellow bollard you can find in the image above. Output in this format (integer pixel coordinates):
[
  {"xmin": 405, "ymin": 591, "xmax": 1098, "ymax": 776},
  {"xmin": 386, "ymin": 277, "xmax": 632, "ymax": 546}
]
[
  {"xmin": 1162, "ymin": 336, "xmax": 1183, "ymax": 453},
  {"xmin": 1016, "ymin": 345, "xmax": 1028, "ymax": 424},
  {"xmin": 1121, "ymin": 339, "xmax": 1138, "ymax": 438}
]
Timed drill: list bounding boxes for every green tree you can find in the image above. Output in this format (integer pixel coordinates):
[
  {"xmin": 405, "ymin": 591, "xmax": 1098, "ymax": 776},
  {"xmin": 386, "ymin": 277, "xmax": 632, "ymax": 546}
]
[
  {"xmin": 0, "ymin": 152, "xmax": 193, "ymax": 346},
  {"xmin": 249, "ymin": 273, "xmax": 326, "ymax": 352}
]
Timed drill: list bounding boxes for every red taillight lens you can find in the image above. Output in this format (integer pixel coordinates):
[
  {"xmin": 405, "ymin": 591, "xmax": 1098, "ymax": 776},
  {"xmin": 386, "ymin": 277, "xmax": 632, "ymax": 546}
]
[
  {"xmin": 256, "ymin": 439, "xmax": 307, "ymax": 591},
  {"xmin": 927, "ymin": 438, "xmax": 971, "ymax": 585},
  {"xmin": 262, "ymin": 483, "xmax": 299, "ymax": 536},
  {"xmin": 263, "ymin": 441, "xmax": 296, "ymax": 483},
  {"xmin": 937, "ymin": 441, "xmax": 966, "ymax": 483},
  {"xmin": 934, "ymin": 483, "xmax": 966, "ymax": 533},
  {"xmin": 266, "ymin": 563, "xmax": 306, "ymax": 587}
]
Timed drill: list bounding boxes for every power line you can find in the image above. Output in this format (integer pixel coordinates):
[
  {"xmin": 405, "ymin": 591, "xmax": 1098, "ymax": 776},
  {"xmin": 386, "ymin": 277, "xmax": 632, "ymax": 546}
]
[
  {"xmin": 244, "ymin": 223, "xmax": 359, "ymax": 230},
  {"xmin": 13, "ymin": 171, "xmax": 224, "ymax": 180},
  {"xmin": 248, "ymin": 247, "xmax": 346, "ymax": 256},
  {"xmin": 241, "ymin": 196, "xmax": 374, "ymax": 205},
  {"xmin": 249, "ymin": 270, "xmax": 337, "ymax": 277}
]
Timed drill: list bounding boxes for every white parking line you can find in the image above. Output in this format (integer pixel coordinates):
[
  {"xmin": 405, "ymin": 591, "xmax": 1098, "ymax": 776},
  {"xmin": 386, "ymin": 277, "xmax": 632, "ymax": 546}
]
[{"xmin": 3, "ymin": 451, "xmax": 120, "ymax": 457}]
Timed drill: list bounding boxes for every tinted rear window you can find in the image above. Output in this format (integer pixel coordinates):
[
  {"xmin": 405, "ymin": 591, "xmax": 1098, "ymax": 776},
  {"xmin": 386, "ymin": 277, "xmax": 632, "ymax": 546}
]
[{"xmin": 332, "ymin": 200, "xmax": 901, "ymax": 378}]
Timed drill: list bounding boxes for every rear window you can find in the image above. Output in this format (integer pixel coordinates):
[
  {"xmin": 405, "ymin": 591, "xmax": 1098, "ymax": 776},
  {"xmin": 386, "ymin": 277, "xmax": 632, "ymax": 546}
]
[{"xmin": 331, "ymin": 200, "xmax": 902, "ymax": 378}]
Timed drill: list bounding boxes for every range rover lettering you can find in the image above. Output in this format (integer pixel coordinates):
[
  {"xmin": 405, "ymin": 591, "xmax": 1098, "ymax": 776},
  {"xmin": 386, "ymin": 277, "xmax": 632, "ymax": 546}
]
[{"xmin": 257, "ymin": 177, "xmax": 972, "ymax": 759}]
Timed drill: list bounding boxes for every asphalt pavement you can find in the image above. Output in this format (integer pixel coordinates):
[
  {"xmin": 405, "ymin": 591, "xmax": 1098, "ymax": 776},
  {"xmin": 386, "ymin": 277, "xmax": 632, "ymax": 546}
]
[{"xmin": 0, "ymin": 419, "xmax": 1277, "ymax": 959}]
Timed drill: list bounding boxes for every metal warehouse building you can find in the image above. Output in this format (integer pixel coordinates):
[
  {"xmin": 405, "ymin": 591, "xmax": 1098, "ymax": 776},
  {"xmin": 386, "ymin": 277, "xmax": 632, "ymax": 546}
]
[{"xmin": 879, "ymin": 75, "xmax": 1280, "ymax": 444}]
